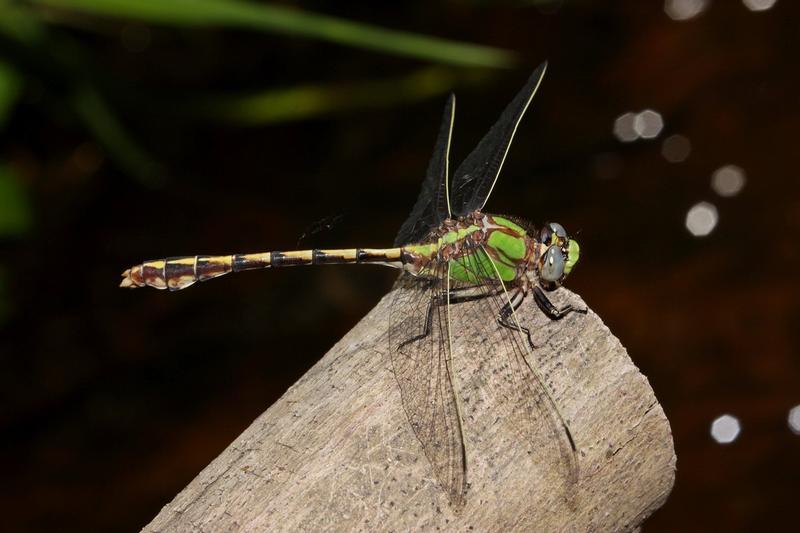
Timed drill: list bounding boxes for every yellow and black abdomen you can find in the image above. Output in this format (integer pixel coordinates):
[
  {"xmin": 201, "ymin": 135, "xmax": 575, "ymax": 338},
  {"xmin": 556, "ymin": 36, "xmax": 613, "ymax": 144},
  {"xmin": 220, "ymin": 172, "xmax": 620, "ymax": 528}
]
[{"xmin": 120, "ymin": 248, "xmax": 405, "ymax": 291}]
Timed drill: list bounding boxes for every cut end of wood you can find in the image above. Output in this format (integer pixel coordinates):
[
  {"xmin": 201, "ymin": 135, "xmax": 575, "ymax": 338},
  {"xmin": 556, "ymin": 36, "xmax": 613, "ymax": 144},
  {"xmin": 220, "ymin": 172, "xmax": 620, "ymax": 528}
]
[{"xmin": 144, "ymin": 288, "xmax": 675, "ymax": 532}]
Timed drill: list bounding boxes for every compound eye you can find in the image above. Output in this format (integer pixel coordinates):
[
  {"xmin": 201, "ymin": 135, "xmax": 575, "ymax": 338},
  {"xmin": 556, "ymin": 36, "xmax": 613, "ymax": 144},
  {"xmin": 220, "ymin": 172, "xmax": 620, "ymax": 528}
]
[
  {"xmin": 549, "ymin": 222, "xmax": 567, "ymax": 240},
  {"xmin": 541, "ymin": 245, "xmax": 565, "ymax": 282}
]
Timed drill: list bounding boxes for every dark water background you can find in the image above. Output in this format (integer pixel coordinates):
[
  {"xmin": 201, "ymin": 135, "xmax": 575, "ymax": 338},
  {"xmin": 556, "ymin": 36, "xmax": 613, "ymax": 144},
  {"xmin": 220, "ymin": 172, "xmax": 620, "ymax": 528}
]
[{"xmin": 1, "ymin": 1, "xmax": 798, "ymax": 531}]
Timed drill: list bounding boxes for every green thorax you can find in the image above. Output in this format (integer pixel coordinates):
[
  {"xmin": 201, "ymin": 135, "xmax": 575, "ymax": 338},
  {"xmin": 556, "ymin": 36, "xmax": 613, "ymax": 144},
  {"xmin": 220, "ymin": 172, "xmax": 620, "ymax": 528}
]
[{"xmin": 406, "ymin": 214, "xmax": 530, "ymax": 283}]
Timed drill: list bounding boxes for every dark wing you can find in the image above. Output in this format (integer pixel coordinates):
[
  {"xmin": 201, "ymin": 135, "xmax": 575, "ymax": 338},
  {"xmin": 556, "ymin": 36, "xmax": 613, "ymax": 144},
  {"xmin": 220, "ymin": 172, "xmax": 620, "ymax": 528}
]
[
  {"xmin": 394, "ymin": 94, "xmax": 455, "ymax": 246},
  {"xmin": 450, "ymin": 62, "xmax": 547, "ymax": 217}
]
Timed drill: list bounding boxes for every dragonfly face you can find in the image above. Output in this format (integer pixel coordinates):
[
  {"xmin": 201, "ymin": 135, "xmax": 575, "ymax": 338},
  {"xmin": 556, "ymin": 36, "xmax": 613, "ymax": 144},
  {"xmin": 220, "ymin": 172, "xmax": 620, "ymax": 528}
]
[{"xmin": 535, "ymin": 222, "xmax": 581, "ymax": 290}]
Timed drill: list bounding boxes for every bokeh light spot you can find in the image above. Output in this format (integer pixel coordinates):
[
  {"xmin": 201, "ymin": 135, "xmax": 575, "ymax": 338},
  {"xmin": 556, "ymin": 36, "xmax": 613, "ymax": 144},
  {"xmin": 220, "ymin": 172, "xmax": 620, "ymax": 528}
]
[
  {"xmin": 743, "ymin": 0, "xmax": 778, "ymax": 11},
  {"xmin": 711, "ymin": 414, "xmax": 741, "ymax": 444},
  {"xmin": 685, "ymin": 201, "xmax": 719, "ymax": 237},
  {"xmin": 664, "ymin": 0, "xmax": 709, "ymax": 20},
  {"xmin": 614, "ymin": 110, "xmax": 664, "ymax": 142},
  {"xmin": 662, "ymin": 134, "xmax": 692, "ymax": 162},
  {"xmin": 711, "ymin": 165, "xmax": 746, "ymax": 197},
  {"xmin": 788, "ymin": 405, "xmax": 800, "ymax": 435},
  {"xmin": 633, "ymin": 109, "xmax": 664, "ymax": 139},
  {"xmin": 613, "ymin": 112, "xmax": 638, "ymax": 142}
]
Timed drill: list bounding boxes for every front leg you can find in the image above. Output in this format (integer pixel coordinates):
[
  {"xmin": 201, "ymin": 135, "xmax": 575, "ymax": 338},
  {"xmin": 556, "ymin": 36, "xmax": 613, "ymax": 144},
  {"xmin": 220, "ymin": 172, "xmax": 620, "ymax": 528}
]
[
  {"xmin": 398, "ymin": 285, "xmax": 493, "ymax": 349},
  {"xmin": 497, "ymin": 288, "xmax": 537, "ymax": 350},
  {"xmin": 533, "ymin": 286, "xmax": 587, "ymax": 321}
]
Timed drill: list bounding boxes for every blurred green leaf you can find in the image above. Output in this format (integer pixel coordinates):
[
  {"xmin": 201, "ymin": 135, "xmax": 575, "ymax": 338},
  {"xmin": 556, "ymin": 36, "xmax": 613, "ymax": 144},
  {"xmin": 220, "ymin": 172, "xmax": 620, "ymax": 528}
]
[
  {"xmin": 0, "ymin": 1, "xmax": 45, "ymax": 44},
  {"xmin": 31, "ymin": 0, "xmax": 516, "ymax": 68},
  {"xmin": 0, "ymin": 164, "xmax": 33, "ymax": 237},
  {"xmin": 71, "ymin": 84, "xmax": 162, "ymax": 186},
  {"xmin": 0, "ymin": 5, "xmax": 163, "ymax": 186},
  {"xmin": 0, "ymin": 61, "xmax": 22, "ymax": 127},
  {"xmin": 197, "ymin": 66, "xmax": 490, "ymax": 124}
]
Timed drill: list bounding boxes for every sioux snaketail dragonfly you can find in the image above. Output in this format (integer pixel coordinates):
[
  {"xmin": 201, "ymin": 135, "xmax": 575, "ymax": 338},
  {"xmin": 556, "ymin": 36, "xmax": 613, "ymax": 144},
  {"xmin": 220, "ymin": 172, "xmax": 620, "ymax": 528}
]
[{"xmin": 121, "ymin": 62, "xmax": 585, "ymax": 506}]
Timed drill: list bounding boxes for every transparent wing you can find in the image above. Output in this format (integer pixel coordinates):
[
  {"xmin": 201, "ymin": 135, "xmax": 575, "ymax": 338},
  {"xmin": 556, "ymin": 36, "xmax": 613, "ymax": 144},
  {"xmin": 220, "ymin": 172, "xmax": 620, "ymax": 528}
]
[
  {"xmin": 394, "ymin": 95, "xmax": 455, "ymax": 246},
  {"xmin": 387, "ymin": 265, "xmax": 467, "ymax": 507},
  {"xmin": 386, "ymin": 255, "xmax": 576, "ymax": 507},
  {"xmin": 450, "ymin": 247, "xmax": 578, "ymax": 485},
  {"xmin": 450, "ymin": 62, "xmax": 547, "ymax": 216}
]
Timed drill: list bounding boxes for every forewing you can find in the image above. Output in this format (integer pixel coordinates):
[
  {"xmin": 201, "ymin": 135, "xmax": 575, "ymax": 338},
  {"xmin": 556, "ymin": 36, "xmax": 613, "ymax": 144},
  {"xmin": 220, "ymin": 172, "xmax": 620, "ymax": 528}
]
[
  {"xmin": 450, "ymin": 62, "xmax": 547, "ymax": 216},
  {"xmin": 394, "ymin": 95, "xmax": 455, "ymax": 246},
  {"xmin": 450, "ymin": 247, "xmax": 578, "ymax": 486},
  {"xmin": 387, "ymin": 267, "xmax": 467, "ymax": 507}
]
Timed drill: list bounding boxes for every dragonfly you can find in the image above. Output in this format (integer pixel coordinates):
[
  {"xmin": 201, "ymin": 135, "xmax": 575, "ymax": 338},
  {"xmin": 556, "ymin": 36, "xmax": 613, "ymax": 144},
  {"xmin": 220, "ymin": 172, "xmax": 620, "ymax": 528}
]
[{"xmin": 120, "ymin": 61, "xmax": 585, "ymax": 507}]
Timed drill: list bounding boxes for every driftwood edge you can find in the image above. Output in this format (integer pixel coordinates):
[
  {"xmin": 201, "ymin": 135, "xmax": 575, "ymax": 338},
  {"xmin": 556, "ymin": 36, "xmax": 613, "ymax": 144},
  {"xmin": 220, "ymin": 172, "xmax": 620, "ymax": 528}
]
[{"xmin": 144, "ymin": 288, "xmax": 675, "ymax": 531}]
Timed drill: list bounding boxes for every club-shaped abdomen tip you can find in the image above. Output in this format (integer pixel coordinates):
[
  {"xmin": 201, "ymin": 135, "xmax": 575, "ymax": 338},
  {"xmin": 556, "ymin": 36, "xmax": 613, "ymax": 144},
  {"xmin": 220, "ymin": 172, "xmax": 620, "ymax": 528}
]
[{"xmin": 120, "ymin": 266, "xmax": 141, "ymax": 288}]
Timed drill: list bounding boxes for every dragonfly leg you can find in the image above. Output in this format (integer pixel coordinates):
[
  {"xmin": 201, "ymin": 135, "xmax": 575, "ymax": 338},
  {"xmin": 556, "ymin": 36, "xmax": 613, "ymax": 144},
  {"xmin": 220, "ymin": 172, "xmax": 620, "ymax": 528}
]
[
  {"xmin": 498, "ymin": 288, "xmax": 580, "ymax": 454},
  {"xmin": 533, "ymin": 286, "xmax": 587, "ymax": 321},
  {"xmin": 398, "ymin": 286, "xmax": 489, "ymax": 349},
  {"xmin": 497, "ymin": 288, "xmax": 536, "ymax": 349},
  {"xmin": 398, "ymin": 297, "xmax": 437, "ymax": 350}
]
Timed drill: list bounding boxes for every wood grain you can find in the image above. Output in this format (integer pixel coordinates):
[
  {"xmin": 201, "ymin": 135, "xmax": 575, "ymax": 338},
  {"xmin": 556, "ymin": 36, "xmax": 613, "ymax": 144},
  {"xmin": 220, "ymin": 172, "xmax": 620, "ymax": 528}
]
[{"xmin": 144, "ymin": 287, "xmax": 675, "ymax": 531}]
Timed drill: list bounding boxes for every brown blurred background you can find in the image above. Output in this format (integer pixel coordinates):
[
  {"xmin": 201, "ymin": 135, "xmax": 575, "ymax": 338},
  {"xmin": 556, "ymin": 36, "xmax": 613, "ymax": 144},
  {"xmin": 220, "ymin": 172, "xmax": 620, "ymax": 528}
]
[{"xmin": 1, "ymin": 0, "xmax": 798, "ymax": 531}]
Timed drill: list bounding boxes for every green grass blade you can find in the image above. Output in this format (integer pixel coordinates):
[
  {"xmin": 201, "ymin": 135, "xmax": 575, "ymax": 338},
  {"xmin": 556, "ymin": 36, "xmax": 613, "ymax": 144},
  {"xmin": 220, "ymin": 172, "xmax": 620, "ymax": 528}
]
[
  {"xmin": 71, "ymin": 84, "xmax": 162, "ymax": 186},
  {"xmin": 0, "ymin": 1, "xmax": 45, "ymax": 44},
  {"xmin": 195, "ymin": 67, "xmax": 489, "ymax": 125},
  {"xmin": 0, "ymin": 4, "xmax": 162, "ymax": 185},
  {"xmin": 31, "ymin": 0, "xmax": 516, "ymax": 67}
]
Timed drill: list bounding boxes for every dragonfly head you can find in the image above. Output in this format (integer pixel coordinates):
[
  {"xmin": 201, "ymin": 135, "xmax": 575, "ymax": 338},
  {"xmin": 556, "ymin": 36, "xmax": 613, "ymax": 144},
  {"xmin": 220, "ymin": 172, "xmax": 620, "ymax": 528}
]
[{"xmin": 535, "ymin": 222, "xmax": 580, "ymax": 290}]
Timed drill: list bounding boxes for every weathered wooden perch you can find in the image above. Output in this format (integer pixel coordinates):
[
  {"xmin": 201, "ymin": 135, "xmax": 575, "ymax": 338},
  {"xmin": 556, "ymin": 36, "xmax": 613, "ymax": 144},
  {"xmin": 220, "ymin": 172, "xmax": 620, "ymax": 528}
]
[{"xmin": 144, "ymin": 288, "xmax": 675, "ymax": 531}]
